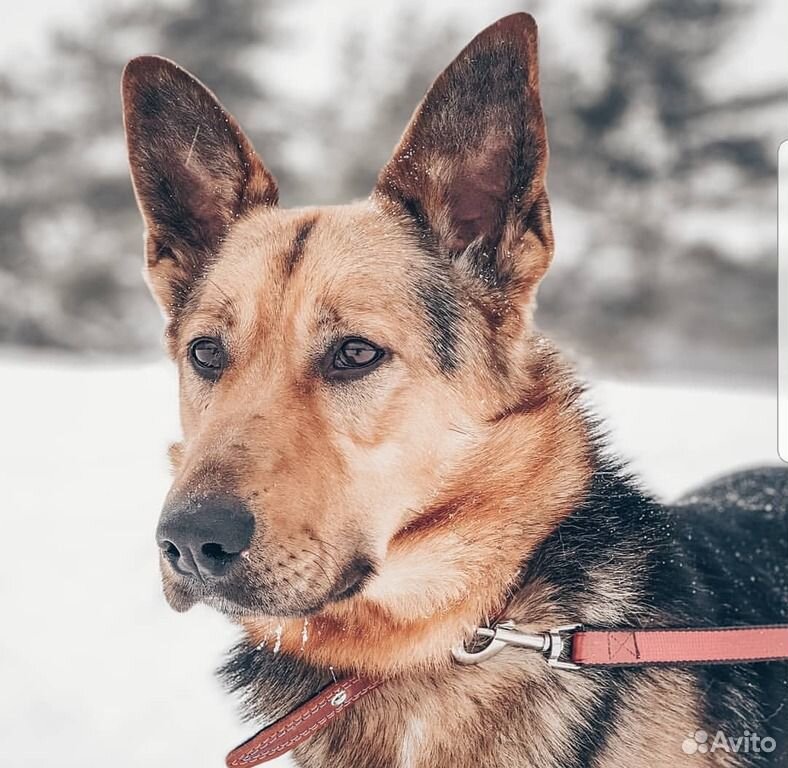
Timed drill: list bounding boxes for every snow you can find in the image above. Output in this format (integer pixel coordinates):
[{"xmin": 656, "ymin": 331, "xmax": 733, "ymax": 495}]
[{"xmin": 0, "ymin": 355, "xmax": 781, "ymax": 767}]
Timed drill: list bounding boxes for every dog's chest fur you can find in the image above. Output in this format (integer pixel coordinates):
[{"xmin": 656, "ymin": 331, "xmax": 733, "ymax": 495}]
[{"xmin": 222, "ymin": 467, "xmax": 788, "ymax": 768}]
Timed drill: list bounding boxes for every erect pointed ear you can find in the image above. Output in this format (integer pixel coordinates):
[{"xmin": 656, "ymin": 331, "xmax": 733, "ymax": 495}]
[
  {"xmin": 122, "ymin": 56, "xmax": 278, "ymax": 314},
  {"xmin": 375, "ymin": 13, "xmax": 552, "ymax": 291}
]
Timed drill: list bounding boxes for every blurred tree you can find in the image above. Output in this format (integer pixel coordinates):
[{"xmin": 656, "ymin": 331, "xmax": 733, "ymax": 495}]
[
  {"xmin": 0, "ymin": 0, "xmax": 290, "ymax": 353},
  {"xmin": 535, "ymin": 0, "xmax": 781, "ymax": 379}
]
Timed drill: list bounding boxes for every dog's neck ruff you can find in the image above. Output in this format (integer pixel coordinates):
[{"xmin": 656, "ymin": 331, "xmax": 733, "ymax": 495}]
[{"xmin": 225, "ymin": 622, "xmax": 788, "ymax": 767}]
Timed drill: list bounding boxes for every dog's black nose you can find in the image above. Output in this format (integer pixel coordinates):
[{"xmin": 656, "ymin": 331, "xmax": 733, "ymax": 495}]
[{"xmin": 156, "ymin": 495, "xmax": 254, "ymax": 580}]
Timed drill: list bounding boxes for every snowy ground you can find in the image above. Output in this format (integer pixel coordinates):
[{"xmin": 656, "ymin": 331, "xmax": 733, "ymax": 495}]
[{"xmin": 0, "ymin": 356, "xmax": 781, "ymax": 767}]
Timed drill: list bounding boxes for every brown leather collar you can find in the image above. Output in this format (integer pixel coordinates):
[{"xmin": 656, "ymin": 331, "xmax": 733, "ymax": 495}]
[
  {"xmin": 225, "ymin": 623, "xmax": 788, "ymax": 767},
  {"xmin": 225, "ymin": 676, "xmax": 381, "ymax": 767}
]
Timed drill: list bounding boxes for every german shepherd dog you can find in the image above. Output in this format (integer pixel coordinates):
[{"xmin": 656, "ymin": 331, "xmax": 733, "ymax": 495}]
[{"xmin": 122, "ymin": 13, "xmax": 787, "ymax": 768}]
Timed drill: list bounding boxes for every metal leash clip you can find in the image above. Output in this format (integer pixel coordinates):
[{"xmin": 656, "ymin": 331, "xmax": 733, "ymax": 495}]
[{"xmin": 452, "ymin": 620, "xmax": 582, "ymax": 670}]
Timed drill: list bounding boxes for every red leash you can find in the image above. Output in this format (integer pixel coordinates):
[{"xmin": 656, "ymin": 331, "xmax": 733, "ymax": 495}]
[
  {"xmin": 573, "ymin": 625, "xmax": 788, "ymax": 666},
  {"xmin": 226, "ymin": 623, "xmax": 788, "ymax": 767}
]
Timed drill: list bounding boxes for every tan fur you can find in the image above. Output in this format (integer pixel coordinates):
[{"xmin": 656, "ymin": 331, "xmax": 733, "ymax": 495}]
[{"xmin": 239, "ymin": 344, "xmax": 591, "ymax": 675}]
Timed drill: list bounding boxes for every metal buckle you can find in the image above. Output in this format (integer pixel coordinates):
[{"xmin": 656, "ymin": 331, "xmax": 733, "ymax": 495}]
[
  {"xmin": 545, "ymin": 623, "xmax": 582, "ymax": 670},
  {"xmin": 452, "ymin": 620, "xmax": 582, "ymax": 670}
]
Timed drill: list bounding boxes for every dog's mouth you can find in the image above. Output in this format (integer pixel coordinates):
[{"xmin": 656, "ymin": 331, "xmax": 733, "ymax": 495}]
[{"xmin": 160, "ymin": 555, "xmax": 377, "ymax": 618}]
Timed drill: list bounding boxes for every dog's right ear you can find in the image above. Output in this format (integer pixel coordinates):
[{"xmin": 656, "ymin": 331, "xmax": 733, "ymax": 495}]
[{"xmin": 122, "ymin": 56, "xmax": 278, "ymax": 314}]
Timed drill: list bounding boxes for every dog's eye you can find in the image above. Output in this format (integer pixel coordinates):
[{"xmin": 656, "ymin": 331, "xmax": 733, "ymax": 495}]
[
  {"xmin": 189, "ymin": 337, "xmax": 226, "ymax": 380},
  {"xmin": 325, "ymin": 338, "xmax": 385, "ymax": 381}
]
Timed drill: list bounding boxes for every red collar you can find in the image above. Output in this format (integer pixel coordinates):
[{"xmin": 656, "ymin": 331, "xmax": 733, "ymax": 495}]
[{"xmin": 226, "ymin": 623, "xmax": 788, "ymax": 767}]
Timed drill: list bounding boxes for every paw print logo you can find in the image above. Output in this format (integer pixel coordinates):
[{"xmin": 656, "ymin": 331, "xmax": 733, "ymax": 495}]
[{"xmin": 681, "ymin": 730, "xmax": 709, "ymax": 754}]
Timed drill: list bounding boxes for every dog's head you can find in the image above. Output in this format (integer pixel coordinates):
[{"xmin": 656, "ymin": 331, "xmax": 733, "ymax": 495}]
[{"xmin": 123, "ymin": 14, "xmax": 554, "ymax": 620}]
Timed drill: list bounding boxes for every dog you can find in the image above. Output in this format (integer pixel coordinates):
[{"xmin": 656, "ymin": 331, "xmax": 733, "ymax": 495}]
[{"xmin": 122, "ymin": 13, "xmax": 787, "ymax": 767}]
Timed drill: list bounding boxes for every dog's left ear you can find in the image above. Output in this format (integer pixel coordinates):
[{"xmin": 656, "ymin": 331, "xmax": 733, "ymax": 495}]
[
  {"xmin": 122, "ymin": 56, "xmax": 278, "ymax": 314},
  {"xmin": 375, "ymin": 13, "xmax": 552, "ymax": 292}
]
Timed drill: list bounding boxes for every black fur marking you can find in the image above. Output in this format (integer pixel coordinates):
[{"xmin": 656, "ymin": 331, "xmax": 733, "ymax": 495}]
[
  {"xmin": 417, "ymin": 275, "xmax": 462, "ymax": 373},
  {"xmin": 218, "ymin": 641, "xmax": 330, "ymax": 726},
  {"xmin": 285, "ymin": 216, "xmax": 318, "ymax": 276},
  {"xmin": 520, "ymin": 446, "xmax": 685, "ymax": 626},
  {"xmin": 563, "ymin": 670, "xmax": 632, "ymax": 768},
  {"xmin": 330, "ymin": 556, "xmax": 377, "ymax": 602},
  {"xmin": 399, "ymin": 196, "xmax": 430, "ymax": 238}
]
